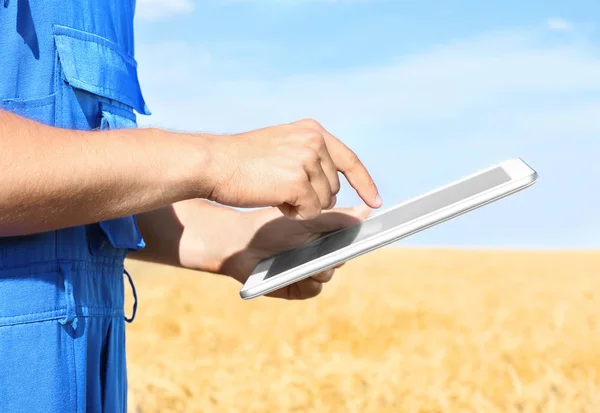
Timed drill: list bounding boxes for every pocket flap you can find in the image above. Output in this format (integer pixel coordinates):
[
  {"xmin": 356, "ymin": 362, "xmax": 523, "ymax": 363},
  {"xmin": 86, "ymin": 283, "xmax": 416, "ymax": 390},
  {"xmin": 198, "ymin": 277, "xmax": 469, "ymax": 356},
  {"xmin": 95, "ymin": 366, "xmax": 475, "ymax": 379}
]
[
  {"xmin": 98, "ymin": 218, "xmax": 146, "ymax": 251},
  {"xmin": 53, "ymin": 25, "xmax": 151, "ymax": 115},
  {"xmin": 100, "ymin": 101, "xmax": 138, "ymax": 129}
]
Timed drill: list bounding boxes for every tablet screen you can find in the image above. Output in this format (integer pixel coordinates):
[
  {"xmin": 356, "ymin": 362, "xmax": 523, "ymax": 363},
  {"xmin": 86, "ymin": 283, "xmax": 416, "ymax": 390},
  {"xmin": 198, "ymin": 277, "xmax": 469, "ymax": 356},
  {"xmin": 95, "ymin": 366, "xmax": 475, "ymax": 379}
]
[{"xmin": 264, "ymin": 166, "xmax": 511, "ymax": 279}]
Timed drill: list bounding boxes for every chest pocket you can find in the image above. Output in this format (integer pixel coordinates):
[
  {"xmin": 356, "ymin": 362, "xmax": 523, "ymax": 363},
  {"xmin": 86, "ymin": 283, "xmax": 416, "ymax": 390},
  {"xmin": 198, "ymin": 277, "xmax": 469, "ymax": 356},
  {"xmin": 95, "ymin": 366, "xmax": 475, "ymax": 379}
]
[{"xmin": 53, "ymin": 25, "xmax": 150, "ymax": 253}]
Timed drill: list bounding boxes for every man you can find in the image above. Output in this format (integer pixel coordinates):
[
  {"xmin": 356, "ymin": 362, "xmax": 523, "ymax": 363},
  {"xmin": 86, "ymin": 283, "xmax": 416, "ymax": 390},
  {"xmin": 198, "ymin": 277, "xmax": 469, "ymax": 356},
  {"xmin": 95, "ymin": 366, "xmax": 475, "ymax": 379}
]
[{"xmin": 0, "ymin": 1, "xmax": 381, "ymax": 412}]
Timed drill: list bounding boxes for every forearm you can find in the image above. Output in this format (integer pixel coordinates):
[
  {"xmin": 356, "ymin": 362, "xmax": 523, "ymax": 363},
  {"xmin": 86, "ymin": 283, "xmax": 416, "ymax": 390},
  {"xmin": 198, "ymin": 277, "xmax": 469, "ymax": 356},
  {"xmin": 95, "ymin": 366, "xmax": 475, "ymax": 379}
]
[
  {"xmin": 129, "ymin": 199, "xmax": 262, "ymax": 272},
  {"xmin": 127, "ymin": 203, "xmax": 189, "ymax": 268},
  {"xmin": 0, "ymin": 109, "xmax": 211, "ymax": 237}
]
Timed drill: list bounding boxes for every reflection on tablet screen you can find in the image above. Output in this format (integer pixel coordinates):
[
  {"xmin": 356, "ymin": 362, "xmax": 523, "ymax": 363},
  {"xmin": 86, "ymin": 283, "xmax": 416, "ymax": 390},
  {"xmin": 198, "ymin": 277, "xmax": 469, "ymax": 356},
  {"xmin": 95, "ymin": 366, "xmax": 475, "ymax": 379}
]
[
  {"xmin": 264, "ymin": 166, "xmax": 510, "ymax": 280},
  {"xmin": 265, "ymin": 218, "xmax": 384, "ymax": 279}
]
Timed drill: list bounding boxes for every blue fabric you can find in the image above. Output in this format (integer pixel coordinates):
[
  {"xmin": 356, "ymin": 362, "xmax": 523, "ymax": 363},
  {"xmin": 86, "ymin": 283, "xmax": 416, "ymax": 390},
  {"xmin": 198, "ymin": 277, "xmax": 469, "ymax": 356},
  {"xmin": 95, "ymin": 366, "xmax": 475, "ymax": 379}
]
[{"xmin": 0, "ymin": 1, "xmax": 149, "ymax": 412}]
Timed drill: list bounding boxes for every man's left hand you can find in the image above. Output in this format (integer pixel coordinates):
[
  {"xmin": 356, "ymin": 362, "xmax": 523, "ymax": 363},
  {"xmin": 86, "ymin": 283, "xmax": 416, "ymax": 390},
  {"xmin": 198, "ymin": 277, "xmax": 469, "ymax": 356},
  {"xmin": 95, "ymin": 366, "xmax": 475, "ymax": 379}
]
[{"xmin": 171, "ymin": 200, "xmax": 373, "ymax": 300}]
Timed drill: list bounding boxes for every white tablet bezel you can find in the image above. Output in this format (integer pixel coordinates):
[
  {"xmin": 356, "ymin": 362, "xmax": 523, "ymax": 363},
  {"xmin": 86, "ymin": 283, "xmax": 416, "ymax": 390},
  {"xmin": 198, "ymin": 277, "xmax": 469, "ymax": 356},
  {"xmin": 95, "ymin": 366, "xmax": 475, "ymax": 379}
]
[{"xmin": 239, "ymin": 157, "xmax": 537, "ymax": 300}]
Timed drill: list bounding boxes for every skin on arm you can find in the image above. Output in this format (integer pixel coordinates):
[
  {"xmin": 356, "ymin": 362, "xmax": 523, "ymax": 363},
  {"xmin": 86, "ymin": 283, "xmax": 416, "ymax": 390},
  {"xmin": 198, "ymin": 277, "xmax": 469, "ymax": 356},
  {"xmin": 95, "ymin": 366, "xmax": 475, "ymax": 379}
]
[
  {"xmin": 0, "ymin": 109, "xmax": 208, "ymax": 237},
  {"xmin": 129, "ymin": 198, "xmax": 373, "ymax": 300},
  {"xmin": 128, "ymin": 200, "xmax": 232, "ymax": 270}
]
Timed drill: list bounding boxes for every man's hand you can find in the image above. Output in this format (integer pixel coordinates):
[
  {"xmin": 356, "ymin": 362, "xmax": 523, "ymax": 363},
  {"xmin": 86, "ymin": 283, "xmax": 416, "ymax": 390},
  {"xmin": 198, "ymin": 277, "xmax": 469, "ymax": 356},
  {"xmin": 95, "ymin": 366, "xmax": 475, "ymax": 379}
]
[
  {"xmin": 203, "ymin": 119, "xmax": 382, "ymax": 220},
  {"xmin": 131, "ymin": 199, "xmax": 373, "ymax": 300},
  {"xmin": 0, "ymin": 110, "xmax": 379, "ymax": 237},
  {"xmin": 219, "ymin": 203, "xmax": 373, "ymax": 300}
]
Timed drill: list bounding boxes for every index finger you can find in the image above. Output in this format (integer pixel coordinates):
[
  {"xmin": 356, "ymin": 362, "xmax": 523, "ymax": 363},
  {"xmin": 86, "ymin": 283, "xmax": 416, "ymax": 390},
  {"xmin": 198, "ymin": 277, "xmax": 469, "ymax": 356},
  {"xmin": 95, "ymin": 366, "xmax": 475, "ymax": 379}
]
[{"xmin": 320, "ymin": 130, "xmax": 382, "ymax": 209}]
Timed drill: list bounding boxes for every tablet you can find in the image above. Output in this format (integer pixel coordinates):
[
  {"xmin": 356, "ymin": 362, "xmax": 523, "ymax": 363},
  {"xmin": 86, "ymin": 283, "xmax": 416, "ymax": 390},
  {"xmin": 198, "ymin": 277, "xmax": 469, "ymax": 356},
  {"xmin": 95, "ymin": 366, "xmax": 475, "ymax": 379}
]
[{"xmin": 239, "ymin": 157, "xmax": 538, "ymax": 300}]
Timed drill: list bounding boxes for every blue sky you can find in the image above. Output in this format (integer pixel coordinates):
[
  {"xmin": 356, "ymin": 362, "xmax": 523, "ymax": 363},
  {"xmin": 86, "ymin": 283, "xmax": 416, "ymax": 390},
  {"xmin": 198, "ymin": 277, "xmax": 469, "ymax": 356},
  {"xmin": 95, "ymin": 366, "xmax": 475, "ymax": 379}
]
[{"xmin": 132, "ymin": 0, "xmax": 600, "ymax": 249}]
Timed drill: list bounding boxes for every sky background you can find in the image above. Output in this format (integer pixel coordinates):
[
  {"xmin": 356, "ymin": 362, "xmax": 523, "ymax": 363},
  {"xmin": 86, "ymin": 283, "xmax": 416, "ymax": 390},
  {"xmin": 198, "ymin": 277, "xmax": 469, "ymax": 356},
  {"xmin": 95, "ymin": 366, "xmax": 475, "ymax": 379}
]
[{"xmin": 131, "ymin": 0, "xmax": 600, "ymax": 250}]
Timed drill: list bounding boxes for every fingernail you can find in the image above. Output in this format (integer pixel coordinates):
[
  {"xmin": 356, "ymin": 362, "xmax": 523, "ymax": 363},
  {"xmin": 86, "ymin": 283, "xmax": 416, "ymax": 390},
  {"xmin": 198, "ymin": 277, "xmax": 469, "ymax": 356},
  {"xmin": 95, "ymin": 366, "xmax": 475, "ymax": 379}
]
[{"xmin": 375, "ymin": 194, "xmax": 382, "ymax": 207}]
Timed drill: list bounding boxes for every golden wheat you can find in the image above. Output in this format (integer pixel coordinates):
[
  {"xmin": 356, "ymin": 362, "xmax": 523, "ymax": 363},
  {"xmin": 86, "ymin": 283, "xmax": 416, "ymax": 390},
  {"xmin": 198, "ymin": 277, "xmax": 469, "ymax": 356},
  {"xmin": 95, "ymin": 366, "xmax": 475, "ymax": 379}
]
[{"xmin": 124, "ymin": 248, "xmax": 600, "ymax": 413}]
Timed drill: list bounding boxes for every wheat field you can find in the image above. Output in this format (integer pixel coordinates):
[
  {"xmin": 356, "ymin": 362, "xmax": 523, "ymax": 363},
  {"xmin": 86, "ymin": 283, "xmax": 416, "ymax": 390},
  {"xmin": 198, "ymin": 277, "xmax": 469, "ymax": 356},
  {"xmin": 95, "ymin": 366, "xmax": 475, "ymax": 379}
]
[{"xmin": 123, "ymin": 248, "xmax": 600, "ymax": 413}]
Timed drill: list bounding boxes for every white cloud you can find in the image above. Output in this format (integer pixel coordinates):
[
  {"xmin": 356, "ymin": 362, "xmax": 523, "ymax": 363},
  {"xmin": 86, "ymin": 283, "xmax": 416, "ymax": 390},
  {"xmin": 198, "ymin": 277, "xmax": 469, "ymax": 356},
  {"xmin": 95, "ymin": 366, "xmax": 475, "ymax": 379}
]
[
  {"xmin": 134, "ymin": 27, "xmax": 600, "ymax": 139},
  {"xmin": 136, "ymin": 0, "xmax": 194, "ymax": 21},
  {"xmin": 546, "ymin": 17, "xmax": 572, "ymax": 31}
]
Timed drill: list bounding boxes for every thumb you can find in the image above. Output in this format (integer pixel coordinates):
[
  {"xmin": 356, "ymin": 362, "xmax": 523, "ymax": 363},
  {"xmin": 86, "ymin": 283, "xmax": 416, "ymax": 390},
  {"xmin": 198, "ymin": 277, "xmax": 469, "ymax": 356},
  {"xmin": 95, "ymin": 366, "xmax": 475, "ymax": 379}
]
[
  {"xmin": 349, "ymin": 202, "xmax": 374, "ymax": 221},
  {"xmin": 303, "ymin": 202, "xmax": 374, "ymax": 233}
]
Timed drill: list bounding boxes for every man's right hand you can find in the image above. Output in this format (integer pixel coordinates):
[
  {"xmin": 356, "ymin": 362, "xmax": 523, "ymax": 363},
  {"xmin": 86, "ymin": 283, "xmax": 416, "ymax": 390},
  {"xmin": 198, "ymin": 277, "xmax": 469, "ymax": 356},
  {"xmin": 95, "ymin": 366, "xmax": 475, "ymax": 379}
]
[
  {"xmin": 202, "ymin": 119, "xmax": 382, "ymax": 220},
  {"xmin": 0, "ymin": 109, "xmax": 380, "ymax": 236}
]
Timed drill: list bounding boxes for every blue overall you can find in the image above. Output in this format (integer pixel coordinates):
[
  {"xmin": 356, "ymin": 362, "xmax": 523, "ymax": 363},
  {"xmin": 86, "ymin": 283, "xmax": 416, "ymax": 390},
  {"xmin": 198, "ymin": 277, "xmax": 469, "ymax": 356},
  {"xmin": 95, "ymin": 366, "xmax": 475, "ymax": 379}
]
[{"xmin": 0, "ymin": 1, "xmax": 149, "ymax": 412}]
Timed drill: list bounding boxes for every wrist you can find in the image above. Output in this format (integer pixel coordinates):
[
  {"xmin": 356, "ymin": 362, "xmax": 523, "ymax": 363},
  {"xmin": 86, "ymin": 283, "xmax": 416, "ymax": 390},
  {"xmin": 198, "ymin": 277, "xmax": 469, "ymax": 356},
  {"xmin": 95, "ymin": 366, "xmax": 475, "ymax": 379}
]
[
  {"xmin": 155, "ymin": 129, "xmax": 220, "ymax": 202},
  {"xmin": 204, "ymin": 207, "xmax": 272, "ymax": 279},
  {"xmin": 174, "ymin": 199, "xmax": 249, "ymax": 274}
]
